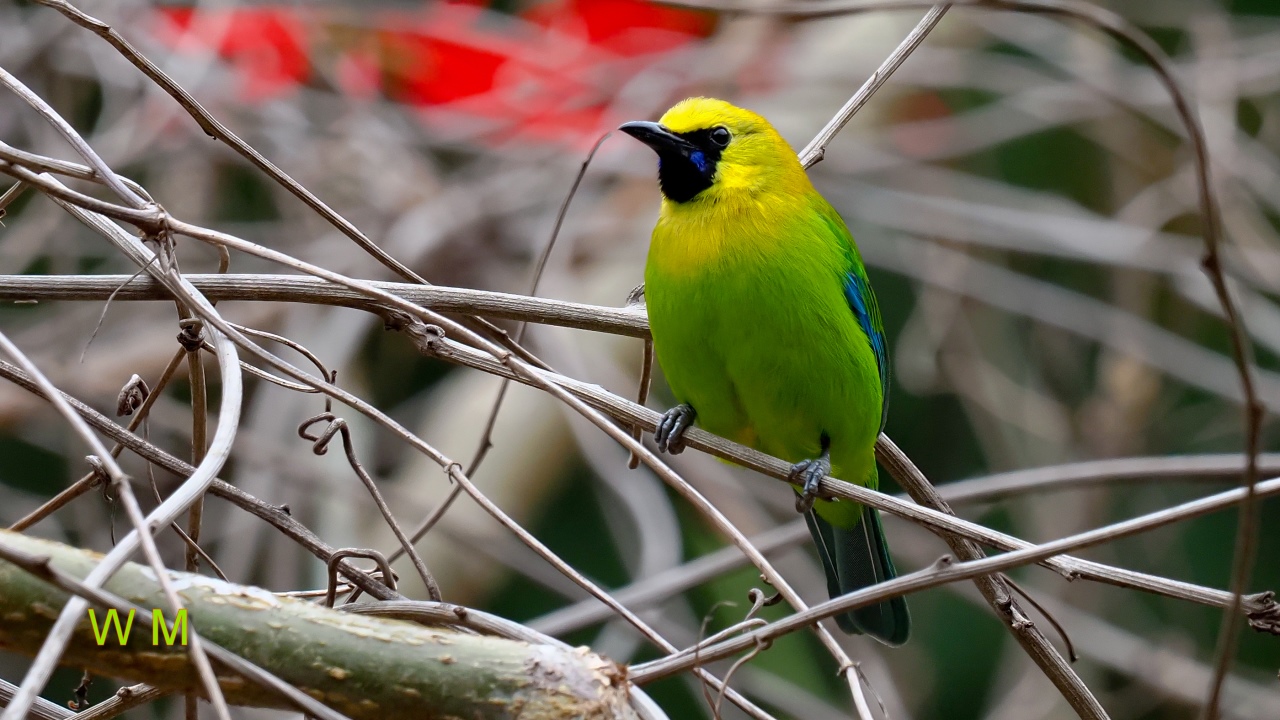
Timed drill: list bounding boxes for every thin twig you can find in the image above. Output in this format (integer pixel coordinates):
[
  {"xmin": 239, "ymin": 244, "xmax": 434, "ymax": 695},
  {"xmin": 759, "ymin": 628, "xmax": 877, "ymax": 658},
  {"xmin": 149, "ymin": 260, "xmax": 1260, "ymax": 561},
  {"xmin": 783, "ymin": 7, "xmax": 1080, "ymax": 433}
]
[
  {"xmin": 0, "ymin": 677, "xmax": 71, "ymax": 720},
  {"xmin": 27, "ymin": 0, "xmax": 548, "ymax": 370},
  {"xmin": 439, "ymin": 460, "xmax": 778, "ymax": 720},
  {"xmin": 3, "ymin": 179, "xmax": 244, "ymax": 720},
  {"xmin": 67, "ymin": 686, "xmax": 165, "ymax": 720},
  {"xmin": 324, "ymin": 548, "xmax": 396, "ymax": 608},
  {"xmin": 181, "ymin": 319, "xmax": 208, "ymax": 577},
  {"xmin": 0, "ymin": 273, "xmax": 650, "ymax": 336},
  {"xmin": 531, "ymin": 452, "xmax": 1279, "ymax": 635},
  {"xmin": 37, "ymin": 198, "xmax": 775, "ymax": 719},
  {"xmin": 298, "ymin": 413, "xmax": 442, "ymax": 601},
  {"xmin": 418, "ymin": 132, "xmax": 610, "ymax": 552},
  {"xmin": 0, "ymin": 66, "xmax": 144, "ymax": 206},
  {"xmin": 629, "ymin": 333, "xmax": 655, "ymax": 470},
  {"xmin": 798, "ymin": 4, "xmax": 951, "ymax": 168},
  {"xmin": 1, "ymin": 265, "xmax": 1272, "ymax": 405},
  {"xmin": 0, "ymin": 150, "xmax": 163, "ymax": 228},
  {"xmin": 880, "ymin": 435, "xmax": 1104, "ymax": 717},
  {"xmin": 0, "ymin": 181, "xmax": 26, "ymax": 219},
  {"xmin": 0, "ymin": 7, "xmax": 1264, "ymax": 712},
  {"xmin": 417, "ymin": 332, "xmax": 1276, "ymax": 616},
  {"xmin": 657, "ymin": 1, "xmax": 1266, "ymax": 709},
  {"xmin": 0, "ymin": 357, "xmax": 403, "ymax": 603},
  {"xmin": 0, "ymin": 330, "xmax": 231, "ymax": 720},
  {"xmin": 629, "ymin": 472, "xmax": 1280, "ymax": 681},
  {"xmin": 0, "ymin": 144, "xmax": 150, "ymax": 200},
  {"xmin": 0, "ymin": 540, "xmax": 352, "ymax": 720},
  {"xmin": 177, "ymin": 318, "xmax": 207, "ymax": 720},
  {"xmin": 1002, "ymin": 576, "xmax": 1078, "ymax": 662},
  {"xmin": 8, "ymin": 350, "xmax": 183, "ymax": 531}
]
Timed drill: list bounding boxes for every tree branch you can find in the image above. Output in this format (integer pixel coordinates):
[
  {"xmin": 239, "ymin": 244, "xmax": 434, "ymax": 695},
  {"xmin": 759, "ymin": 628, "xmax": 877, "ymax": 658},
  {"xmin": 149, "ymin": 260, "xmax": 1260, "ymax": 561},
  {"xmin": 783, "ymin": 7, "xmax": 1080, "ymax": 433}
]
[
  {"xmin": 0, "ymin": 531, "xmax": 644, "ymax": 720},
  {"xmin": 0, "ymin": 274, "xmax": 648, "ymax": 338}
]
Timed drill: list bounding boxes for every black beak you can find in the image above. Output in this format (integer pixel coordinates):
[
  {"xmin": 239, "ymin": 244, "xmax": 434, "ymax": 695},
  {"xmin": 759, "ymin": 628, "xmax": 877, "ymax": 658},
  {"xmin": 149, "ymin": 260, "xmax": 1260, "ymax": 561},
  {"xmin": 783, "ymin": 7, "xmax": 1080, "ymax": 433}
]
[{"xmin": 619, "ymin": 121, "xmax": 697, "ymax": 157}]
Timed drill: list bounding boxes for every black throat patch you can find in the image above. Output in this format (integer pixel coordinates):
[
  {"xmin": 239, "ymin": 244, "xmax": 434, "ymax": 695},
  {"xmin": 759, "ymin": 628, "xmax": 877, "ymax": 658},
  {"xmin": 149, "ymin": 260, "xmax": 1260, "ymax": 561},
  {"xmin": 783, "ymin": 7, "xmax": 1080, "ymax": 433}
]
[{"xmin": 657, "ymin": 129, "xmax": 723, "ymax": 203}]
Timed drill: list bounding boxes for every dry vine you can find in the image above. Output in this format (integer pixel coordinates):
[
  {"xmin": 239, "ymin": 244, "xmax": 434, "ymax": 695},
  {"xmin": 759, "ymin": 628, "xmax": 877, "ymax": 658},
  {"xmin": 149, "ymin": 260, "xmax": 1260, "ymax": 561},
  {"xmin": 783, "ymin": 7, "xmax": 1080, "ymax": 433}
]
[{"xmin": 0, "ymin": 1, "xmax": 1275, "ymax": 720}]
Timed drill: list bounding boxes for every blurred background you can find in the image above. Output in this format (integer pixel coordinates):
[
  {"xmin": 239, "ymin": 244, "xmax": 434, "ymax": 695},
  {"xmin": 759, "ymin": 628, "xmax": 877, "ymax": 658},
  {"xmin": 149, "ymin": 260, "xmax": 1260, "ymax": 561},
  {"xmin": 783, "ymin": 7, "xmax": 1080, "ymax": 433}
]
[{"xmin": 0, "ymin": 0, "xmax": 1278, "ymax": 718}]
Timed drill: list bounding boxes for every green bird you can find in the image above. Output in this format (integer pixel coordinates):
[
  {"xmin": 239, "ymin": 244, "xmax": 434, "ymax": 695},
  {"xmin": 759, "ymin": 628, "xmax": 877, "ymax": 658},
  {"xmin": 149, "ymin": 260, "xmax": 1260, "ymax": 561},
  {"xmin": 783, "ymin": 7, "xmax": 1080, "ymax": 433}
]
[{"xmin": 621, "ymin": 97, "xmax": 909, "ymax": 644}]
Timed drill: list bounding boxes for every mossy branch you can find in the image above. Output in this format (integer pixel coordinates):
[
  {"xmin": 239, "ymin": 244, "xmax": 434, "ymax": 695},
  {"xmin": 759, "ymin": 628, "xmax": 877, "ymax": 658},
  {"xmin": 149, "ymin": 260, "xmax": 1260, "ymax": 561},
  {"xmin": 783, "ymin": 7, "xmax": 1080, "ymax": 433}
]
[{"xmin": 0, "ymin": 531, "xmax": 640, "ymax": 720}]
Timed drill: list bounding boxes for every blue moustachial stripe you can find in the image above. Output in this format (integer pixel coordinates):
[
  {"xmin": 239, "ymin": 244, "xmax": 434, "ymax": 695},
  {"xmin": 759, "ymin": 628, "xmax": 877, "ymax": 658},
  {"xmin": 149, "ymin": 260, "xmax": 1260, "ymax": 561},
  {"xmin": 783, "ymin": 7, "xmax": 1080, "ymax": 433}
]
[
  {"xmin": 844, "ymin": 271, "xmax": 888, "ymax": 431},
  {"xmin": 689, "ymin": 150, "xmax": 707, "ymax": 173}
]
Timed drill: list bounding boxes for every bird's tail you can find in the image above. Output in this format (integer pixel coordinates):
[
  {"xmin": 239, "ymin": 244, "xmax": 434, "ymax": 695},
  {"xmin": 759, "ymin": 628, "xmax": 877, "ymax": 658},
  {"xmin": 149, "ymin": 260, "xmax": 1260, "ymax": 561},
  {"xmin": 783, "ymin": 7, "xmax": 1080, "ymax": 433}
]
[{"xmin": 804, "ymin": 501, "xmax": 910, "ymax": 646}]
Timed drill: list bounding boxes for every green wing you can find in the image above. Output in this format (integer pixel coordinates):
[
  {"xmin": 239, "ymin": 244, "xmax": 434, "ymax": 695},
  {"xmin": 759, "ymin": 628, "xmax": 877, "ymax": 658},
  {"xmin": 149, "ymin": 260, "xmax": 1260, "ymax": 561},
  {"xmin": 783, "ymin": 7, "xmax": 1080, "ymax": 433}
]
[{"xmin": 819, "ymin": 205, "xmax": 889, "ymax": 431}]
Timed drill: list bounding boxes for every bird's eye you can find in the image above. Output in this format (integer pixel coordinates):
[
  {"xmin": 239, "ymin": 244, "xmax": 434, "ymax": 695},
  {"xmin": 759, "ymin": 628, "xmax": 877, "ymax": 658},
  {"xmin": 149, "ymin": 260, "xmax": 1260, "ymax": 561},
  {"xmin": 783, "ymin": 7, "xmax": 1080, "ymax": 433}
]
[{"xmin": 709, "ymin": 126, "xmax": 731, "ymax": 147}]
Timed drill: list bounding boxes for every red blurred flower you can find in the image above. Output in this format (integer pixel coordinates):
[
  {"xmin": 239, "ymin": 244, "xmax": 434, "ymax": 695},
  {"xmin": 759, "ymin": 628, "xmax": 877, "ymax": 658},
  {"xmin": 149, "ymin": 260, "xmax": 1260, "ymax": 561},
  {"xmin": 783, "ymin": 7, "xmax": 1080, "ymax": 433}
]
[
  {"xmin": 156, "ymin": 7, "xmax": 311, "ymax": 102},
  {"xmin": 152, "ymin": 1, "xmax": 714, "ymax": 145}
]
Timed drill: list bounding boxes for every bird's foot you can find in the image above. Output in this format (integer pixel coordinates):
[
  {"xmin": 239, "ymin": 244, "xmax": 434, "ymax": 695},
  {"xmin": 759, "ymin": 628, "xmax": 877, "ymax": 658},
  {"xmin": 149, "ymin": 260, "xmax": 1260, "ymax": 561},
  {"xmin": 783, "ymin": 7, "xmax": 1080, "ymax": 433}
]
[
  {"xmin": 655, "ymin": 404, "xmax": 695, "ymax": 454},
  {"xmin": 791, "ymin": 451, "xmax": 832, "ymax": 514}
]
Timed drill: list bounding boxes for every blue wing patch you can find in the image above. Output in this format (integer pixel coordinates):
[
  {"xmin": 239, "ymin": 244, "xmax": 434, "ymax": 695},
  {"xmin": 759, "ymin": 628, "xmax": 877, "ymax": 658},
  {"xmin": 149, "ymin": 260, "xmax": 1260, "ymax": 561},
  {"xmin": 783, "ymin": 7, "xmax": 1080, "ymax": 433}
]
[{"xmin": 843, "ymin": 271, "xmax": 889, "ymax": 432}]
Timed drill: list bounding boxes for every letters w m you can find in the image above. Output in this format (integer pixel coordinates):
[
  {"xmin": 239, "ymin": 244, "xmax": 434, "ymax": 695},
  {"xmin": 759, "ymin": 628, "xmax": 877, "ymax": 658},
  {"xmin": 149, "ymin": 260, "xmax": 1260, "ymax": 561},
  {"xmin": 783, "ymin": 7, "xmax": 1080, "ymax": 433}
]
[{"xmin": 87, "ymin": 609, "xmax": 135, "ymax": 645}]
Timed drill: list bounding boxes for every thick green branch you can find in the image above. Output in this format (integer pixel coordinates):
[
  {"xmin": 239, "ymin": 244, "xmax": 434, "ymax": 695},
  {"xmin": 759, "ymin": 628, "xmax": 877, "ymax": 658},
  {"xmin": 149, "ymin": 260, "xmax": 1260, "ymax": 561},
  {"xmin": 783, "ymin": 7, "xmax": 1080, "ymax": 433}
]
[{"xmin": 0, "ymin": 531, "xmax": 638, "ymax": 720}]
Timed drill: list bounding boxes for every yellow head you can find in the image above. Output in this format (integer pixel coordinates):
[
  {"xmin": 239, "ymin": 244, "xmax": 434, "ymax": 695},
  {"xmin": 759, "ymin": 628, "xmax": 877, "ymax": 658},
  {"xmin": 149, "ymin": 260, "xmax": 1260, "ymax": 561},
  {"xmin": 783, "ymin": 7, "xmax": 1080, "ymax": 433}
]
[{"xmin": 620, "ymin": 97, "xmax": 808, "ymax": 204}]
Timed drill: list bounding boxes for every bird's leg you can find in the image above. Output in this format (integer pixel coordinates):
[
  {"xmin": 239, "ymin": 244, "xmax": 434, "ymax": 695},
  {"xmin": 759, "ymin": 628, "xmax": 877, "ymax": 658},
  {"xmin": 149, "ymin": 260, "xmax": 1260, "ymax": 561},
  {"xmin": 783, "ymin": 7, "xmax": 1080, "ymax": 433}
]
[
  {"xmin": 791, "ymin": 433, "xmax": 832, "ymax": 514},
  {"xmin": 654, "ymin": 403, "xmax": 696, "ymax": 454}
]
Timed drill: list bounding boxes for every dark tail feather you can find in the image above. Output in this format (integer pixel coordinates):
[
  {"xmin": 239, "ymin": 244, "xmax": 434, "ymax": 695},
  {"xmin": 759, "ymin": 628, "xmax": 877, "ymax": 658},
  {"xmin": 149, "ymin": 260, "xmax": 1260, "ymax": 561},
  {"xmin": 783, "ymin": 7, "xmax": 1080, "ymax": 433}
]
[{"xmin": 804, "ymin": 505, "xmax": 911, "ymax": 645}]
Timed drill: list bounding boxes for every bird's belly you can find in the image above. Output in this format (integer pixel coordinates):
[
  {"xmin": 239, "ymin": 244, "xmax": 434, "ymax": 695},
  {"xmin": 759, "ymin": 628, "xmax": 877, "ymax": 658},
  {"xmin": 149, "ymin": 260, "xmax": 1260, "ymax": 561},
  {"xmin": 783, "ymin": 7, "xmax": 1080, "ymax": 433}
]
[
  {"xmin": 647, "ymin": 267, "xmax": 881, "ymax": 483},
  {"xmin": 723, "ymin": 319, "xmax": 879, "ymax": 473},
  {"xmin": 645, "ymin": 276, "xmax": 753, "ymax": 445}
]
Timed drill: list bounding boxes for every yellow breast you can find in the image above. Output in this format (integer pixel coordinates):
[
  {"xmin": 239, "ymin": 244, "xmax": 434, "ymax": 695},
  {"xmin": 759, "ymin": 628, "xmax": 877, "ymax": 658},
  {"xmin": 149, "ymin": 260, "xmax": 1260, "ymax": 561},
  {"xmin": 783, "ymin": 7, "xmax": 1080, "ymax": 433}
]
[{"xmin": 646, "ymin": 190, "xmax": 801, "ymax": 279}]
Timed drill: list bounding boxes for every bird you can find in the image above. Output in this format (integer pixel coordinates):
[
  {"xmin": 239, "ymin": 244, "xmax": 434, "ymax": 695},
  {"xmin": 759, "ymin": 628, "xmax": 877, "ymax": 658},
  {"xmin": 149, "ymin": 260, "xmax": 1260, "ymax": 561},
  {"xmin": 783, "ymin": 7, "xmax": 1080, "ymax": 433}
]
[{"xmin": 620, "ymin": 97, "xmax": 909, "ymax": 645}]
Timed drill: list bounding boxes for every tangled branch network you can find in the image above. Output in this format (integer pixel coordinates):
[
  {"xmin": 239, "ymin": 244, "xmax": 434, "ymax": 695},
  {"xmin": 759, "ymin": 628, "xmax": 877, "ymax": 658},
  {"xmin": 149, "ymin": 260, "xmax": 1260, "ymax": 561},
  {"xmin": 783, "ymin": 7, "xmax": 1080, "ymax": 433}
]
[{"xmin": 0, "ymin": 1, "xmax": 1276, "ymax": 720}]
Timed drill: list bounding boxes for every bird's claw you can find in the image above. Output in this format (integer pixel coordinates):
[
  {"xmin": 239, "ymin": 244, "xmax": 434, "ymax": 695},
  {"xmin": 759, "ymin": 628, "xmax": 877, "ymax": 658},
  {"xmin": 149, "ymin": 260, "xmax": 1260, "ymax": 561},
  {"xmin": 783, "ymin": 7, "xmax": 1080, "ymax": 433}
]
[
  {"xmin": 655, "ymin": 404, "xmax": 695, "ymax": 454},
  {"xmin": 791, "ymin": 455, "xmax": 831, "ymax": 514}
]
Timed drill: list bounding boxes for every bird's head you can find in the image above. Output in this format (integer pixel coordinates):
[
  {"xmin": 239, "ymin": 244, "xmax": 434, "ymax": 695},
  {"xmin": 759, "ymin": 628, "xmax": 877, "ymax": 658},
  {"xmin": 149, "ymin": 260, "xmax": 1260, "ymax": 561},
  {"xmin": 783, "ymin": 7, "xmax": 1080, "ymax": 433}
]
[{"xmin": 620, "ymin": 97, "xmax": 803, "ymax": 204}]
